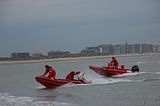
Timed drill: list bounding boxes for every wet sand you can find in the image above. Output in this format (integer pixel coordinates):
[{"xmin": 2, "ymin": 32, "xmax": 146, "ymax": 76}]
[{"xmin": 0, "ymin": 53, "xmax": 159, "ymax": 65}]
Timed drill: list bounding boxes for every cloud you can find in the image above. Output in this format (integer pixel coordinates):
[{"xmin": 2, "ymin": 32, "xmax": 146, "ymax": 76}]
[{"xmin": 0, "ymin": 0, "xmax": 160, "ymax": 56}]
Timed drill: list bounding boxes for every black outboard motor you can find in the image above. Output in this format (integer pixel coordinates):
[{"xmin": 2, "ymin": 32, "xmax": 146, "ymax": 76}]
[{"xmin": 131, "ymin": 65, "xmax": 139, "ymax": 73}]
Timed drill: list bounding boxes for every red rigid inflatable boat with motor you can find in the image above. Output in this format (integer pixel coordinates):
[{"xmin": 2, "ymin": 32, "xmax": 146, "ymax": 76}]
[
  {"xmin": 35, "ymin": 76, "xmax": 89, "ymax": 88},
  {"xmin": 89, "ymin": 65, "xmax": 139, "ymax": 77},
  {"xmin": 89, "ymin": 65, "xmax": 128, "ymax": 77}
]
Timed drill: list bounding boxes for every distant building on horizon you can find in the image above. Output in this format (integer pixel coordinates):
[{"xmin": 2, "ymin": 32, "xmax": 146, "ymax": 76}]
[
  {"xmin": 11, "ymin": 52, "xmax": 30, "ymax": 59},
  {"xmin": 98, "ymin": 44, "xmax": 114, "ymax": 55},
  {"xmin": 81, "ymin": 47, "xmax": 101, "ymax": 54},
  {"xmin": 48, "ymin": 50, "xmax": 70, "ymax": 57},
  {"xmin": 8, "ymin": 43, "xmax": 160, "ymax": 60},
  {"xmin": 154, "ymin": 45, "xmax": 160, "ymax": 53},
  {"xmin": 31, "ymin": 53, "xmax": 45, "ymax": 59},
  {"xmin": 125, "ymin": 41, "xmax": 129, "ymax": 54},
  {"xmin": 81, "ymin": 43, "xmax": 158, "ymax": 55}
]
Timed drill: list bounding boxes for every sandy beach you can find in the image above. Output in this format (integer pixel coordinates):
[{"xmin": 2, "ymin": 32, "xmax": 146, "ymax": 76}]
[{"xmin": 0, "ymin": 53, "xmax": 159, "ymax": 65}]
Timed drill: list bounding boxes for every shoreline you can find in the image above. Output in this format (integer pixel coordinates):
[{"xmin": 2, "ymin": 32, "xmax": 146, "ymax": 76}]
[{"xmin": 0, "ymin": 53, "xmax": 159, "ymax": 65}]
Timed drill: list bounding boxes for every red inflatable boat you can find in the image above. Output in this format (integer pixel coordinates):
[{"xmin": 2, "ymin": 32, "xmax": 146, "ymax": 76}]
[
  {"xmin": 89, "ymin": 65, "xmax": 139, "ymax": 77},
  {"xmin": 89, "ymin": 65, "xmax": 128, "ymax": 77},
  {"xmin": 35, "ymin": 76, "xmax": 89, "ymax": 88}
]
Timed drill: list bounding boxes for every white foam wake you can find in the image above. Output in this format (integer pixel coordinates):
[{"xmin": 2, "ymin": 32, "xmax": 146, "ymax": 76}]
[
  {"xmin": 61, "ymin": 83, "xmax": 78, "ymax": 88},
  {"xmin": 155, "ymin": 72, "xmax": 160, "ymax": 74},
  {"xmin": 90, "ymin": 77, "xmax": 133, "ymax": 85},
  {"xmin": 58, "ymin": 72, "xmax": 147, "ymax": 88},
  {"xmin": 113, "ymin": 72, "xmax": 145, "ymax": 78},
  {"xmin": 137, "ymin": 61, "xmax": 147, "ymax": 64},
  {"xmin": 59, "ymin": 77, "xmax": 133, "ymax": 88},
  {"xmin": 0, "ymin": 93, "xmax": 75, "ymax": 106}
]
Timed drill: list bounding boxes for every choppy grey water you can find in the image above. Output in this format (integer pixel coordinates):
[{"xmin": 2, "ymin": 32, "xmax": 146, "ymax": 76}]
[{"xmin": 0, "ymin": 55, "xmax": 160, "ymax": 106}]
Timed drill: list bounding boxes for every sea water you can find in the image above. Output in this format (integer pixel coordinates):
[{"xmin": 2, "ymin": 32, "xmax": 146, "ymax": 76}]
[{"xmin": 0, "ymin": 55, "xmax": 160, "ymax": 106}]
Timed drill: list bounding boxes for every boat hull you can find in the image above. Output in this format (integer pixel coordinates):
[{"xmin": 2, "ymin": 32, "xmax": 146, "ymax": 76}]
[
  {"xmin": 35, "ymin": 76, "xmax": 87, "ymax": 88},
  {"xmin": 89, "ymin": 65, "xmax": 127, "ymax": 77}
]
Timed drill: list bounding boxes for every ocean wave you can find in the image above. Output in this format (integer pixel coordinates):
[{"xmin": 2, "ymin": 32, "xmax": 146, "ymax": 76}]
[
  {"xmin": 140, "ymin": 71, "xmax": 160, "ymax": 75},
  {"xmin": 0, "ymin": 93, "xmax": 75, "ymax": 106},
  {"xmin": 61, "ymin": 83, "xmax": 78, "ymax": 88},
  {"xmin": 84, "ymin": 71, "xmax": 151, "ymax": 85},
  {"xmin": 155, "ymin": 72, "xmax": 160, "ymax": 74},
  {"xmin": 53, "ymin": 71, "xmax": 158, "ymax": 88},
  {"xmin": 143, "ymin": 78, "xmax": 159, "ymax": 82},
  {"xmin": 137, "ymin": 61, "xmax": 147, "ymax": 64},
  {"xmin": 58, "ymin": 77, "xmax": 133, "ymax": 88},
  {"xmin": 157, "ymin": 61, "xmax": 160, "ymax": 64},
  {"xmin": 113, "ymin": 72, "xmax": 146, "ymax": 78},
  {"xmin": 90, "ymin": 77, "xmax": 133, "ymax": 85},
  {"xmin": 36, "ymin": 86, "xmax": 46, "ymax": 89}
]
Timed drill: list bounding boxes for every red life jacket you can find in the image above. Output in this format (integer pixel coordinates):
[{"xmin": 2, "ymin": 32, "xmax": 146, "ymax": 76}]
[
  {"xmin": 108, "ymin": 64, "xmax": 112, "ymax": 69},
  {"xmin": 111, "ymin": 58, "xmax": 118, "ymax": 64},
  {"xmin": 48, "ymin": 67, "xmax": 56, "ymax": 79},
  {"xmin": 66, "ymin": 72, "xmax": 75, "ymax": 80},
  {"xmin": 111, "ymin": 58, "xmax": 119, "ymax": 68}
]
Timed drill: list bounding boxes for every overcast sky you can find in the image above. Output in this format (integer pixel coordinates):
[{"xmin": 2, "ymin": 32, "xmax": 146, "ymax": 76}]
[{"xmin": 0, "ymin": 0, "xmax": 160, "ymax": 57}]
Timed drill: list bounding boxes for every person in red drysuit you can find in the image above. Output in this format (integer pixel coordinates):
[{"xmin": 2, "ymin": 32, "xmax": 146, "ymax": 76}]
[
  {"xmin": 121, "ymin": 65, "xmax": 125, "ymax": 70},
  {"xmin": 48, "ymin": 66, "xmax": 56, "ymax": 79},
  {"xmin": 107, "ymin": 63, "xmax": 113, "ymax": 69},
  {"xmin": 111, "ymin": 57, "xmax": 119, "ymax": 69},
  {"xmin": 66, "ymin": 71, "xmax": 81, "ymax": 80},
  {"xmin": 41, "ymin": 65, "xmax": 56, "ymax": 79},
  {"xmin": 41, "ymin": 65, "xmax": 50, "ymax": 76}
]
